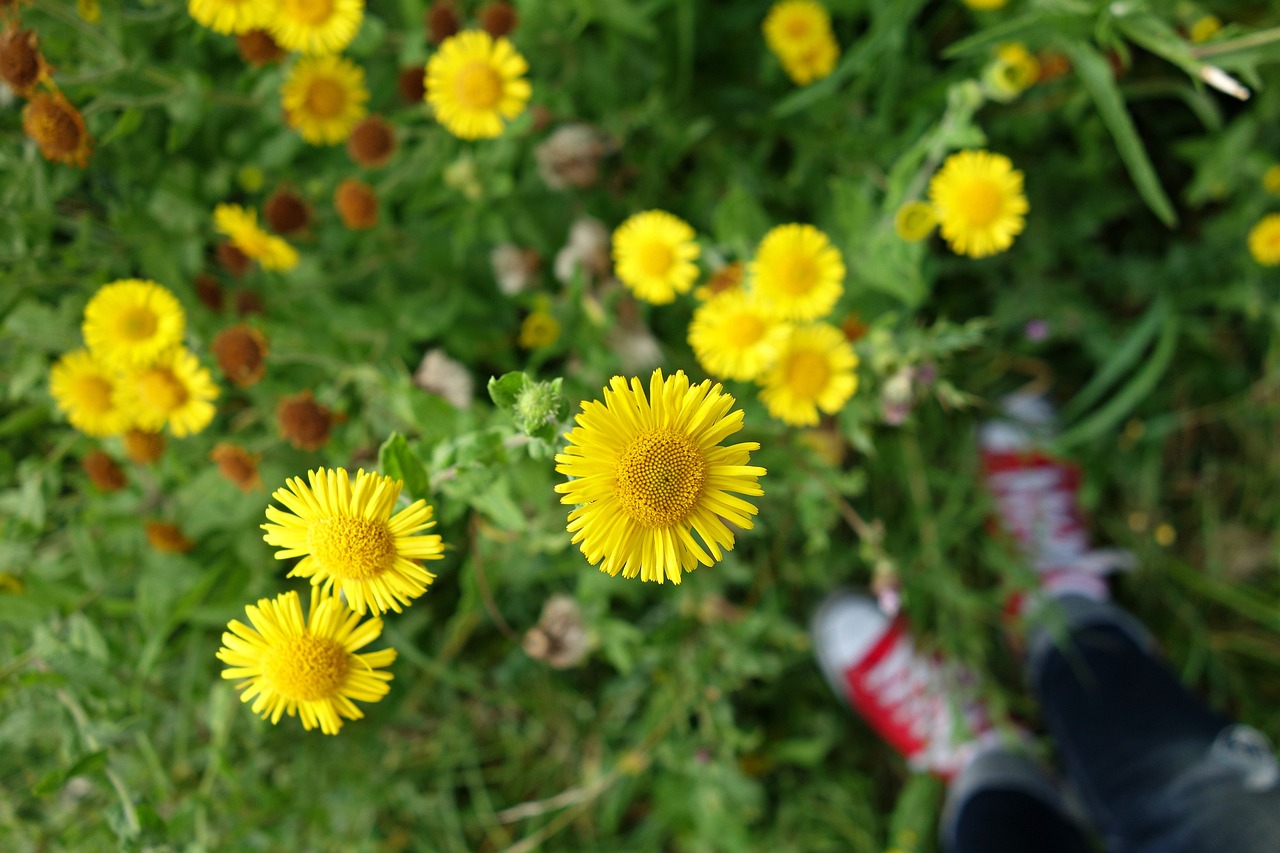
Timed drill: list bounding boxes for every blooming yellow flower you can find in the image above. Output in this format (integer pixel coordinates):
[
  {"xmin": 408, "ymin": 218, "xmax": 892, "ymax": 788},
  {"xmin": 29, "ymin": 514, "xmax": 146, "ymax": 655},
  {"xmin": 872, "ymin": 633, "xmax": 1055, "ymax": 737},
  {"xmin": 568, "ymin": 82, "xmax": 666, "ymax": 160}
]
[
  {"xmin": 189, "ymin": 0, "xmax": 276, "ymax": 34},
  {"xmin": 1189, "ymin": 15, "xmax": 1221, "ymax": 44},
  {"xmin": 213, "ymin": 204, "xmax": 299, "ymax": 271},
  {"xmin": 555, "ymin": 369, "xmax": 766, "ymax": 584},
  {"xmin": 77, "ymin": 0, "xmax": 102, "ymax": 22},
  {"xmin": 749, "ymin": 223, "xmax": 845, "ymax": 320},
  {"xmin": 118, "ymin": 347, "xmax": 219, "ymax": 437},
  {"xmin": 50, "ymin": 349, "xmax": 131, "ymax": 437},
  {"xmin": 928, "ymin": 149, "xmax": 1028, "ymax": 258},
  {"xmin": 688, "ymin": 290, "xmax": 789, "ymax": 381},
  {"xmin": 281, "ymin": 54, "xmax": 368, "ymax": 145},
  {"xmin": 270, "ymin": 0, "xmax": 363, "ymax": 55},
  {"xmin": 612, "ymin": 210, "xmax": 701, "ymax": 304},
  {"xmin": 217, "ymin": 590, "xmax": 396, "ymax": 735},
  {"xmin": 519, "ymin": 310, "xmax": 560, "ymax": 349},
  {"xmin": 1263, "ymin": 165, "xmax": 1280, "ymax": 195},
  {"xmin": 894, "ymin": 200, "xmax": 938, "ymax": 242},
  {"xmin": 82, "ymin": 279, "xmax": 186, "ymax": 370},
  {"xmin": 984, "ymin": 43, "xmax": 1040, "ymax": 100},
  {"xmin": 262, "ymin": 468, "xmax": 445, "ymax": 615},
  {"xmin": 1248, "ymin": 214, "xmax": 1280, "ymax": 266},
  {"xmin": 425, "ymin": 30, "xmax": 531, "ymax": 140},
  {"xmin": 762, "ymin": 0, "xmax": 840, "ymax": 86},
  {"xmin": 758, "ymin": 323, "xmax": 859, "ymax": 426}
]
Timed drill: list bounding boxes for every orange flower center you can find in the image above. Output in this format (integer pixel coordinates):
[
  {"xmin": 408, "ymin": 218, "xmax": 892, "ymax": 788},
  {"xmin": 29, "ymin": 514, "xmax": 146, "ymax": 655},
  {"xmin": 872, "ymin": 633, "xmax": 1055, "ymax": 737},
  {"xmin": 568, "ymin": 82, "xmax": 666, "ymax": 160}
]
[
  {"xmin": 282, "ymin": 0, "xmax": 335, "ymax": 26},
  {"xmin": 958, "ymin": 179, "xmax": 1003, "ymax": 227},
  {"xmin": 117, "ymin": 306, "xmax": 158, "ymax": 341},
  {"xmin": 75, "ymin": 375, "xmax": 114, "ymax": 413},
  {"xmin": 725, "ymin": 313, "xmax": 765, "ymax": 349},
  {"xmin": 614, "ymin": 428, "xmax": 707, "ymax": 528},
  {"xmin": 265, "ymin": 634, "xmax": 350, "ymax": 701},
  {"xmin": 136, "ymin": 368, "xmax": 189, "ymax": 414},
  {"xmin": 304, "ymin": 77, "xmax": 347, "ymax": 119},
  {"xmin": 774, "ymin": 252, "xmax": 818, "ymax": 295},
  {"xmin": 454, "ymin": 60, "xmax": 503, "ymax": 110},
  {"xmin": 308, "ymin": 516, "xmax": 397, "ymax": 580},
  {"xmin": 635, "ymin": 240, "xmax": 674, "ymax": 278},
  {"xmin": 785, "ymin": 349, "xmax": 831, "ymax": 399}
]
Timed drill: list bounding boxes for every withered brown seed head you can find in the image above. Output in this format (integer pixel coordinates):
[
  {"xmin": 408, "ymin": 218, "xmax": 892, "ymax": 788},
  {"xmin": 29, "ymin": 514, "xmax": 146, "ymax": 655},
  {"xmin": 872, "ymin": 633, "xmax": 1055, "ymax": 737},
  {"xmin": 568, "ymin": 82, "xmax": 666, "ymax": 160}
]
[
  {"xmin": 235, "ymin": 290, "xmax": 265, "ymax": 317},
  {"xmin": 22, "ymin": 92, "xmax": 91, "ymax": 167},
  {"xmin": 0, "ymin": 27, "xmax": 44, "ymax": 94},
  {"xmin": 263, "ymin": 187, "xmax": 310, "ymax": 235},
  {"xmin": 122, "ymin": 429, "xmax": 166, "ymax": 464},
  {"xmin": 425, "ymin": 1, "xmax": 459, "ymax": 44},
  {"xmin": 216, "ymin": 241, "xmax": 252, "ymax": 277},
  {"xmin": 236, "ymin": 29, "xmax": 285, "ymax": 66},
  {"xmin": 346, "ymin": 116, "xmax": 396, "ymax": 168},
  {"xmin": 145, "ymin": 521, "xmax": 193, "ymax": 554},
  {"xmin": 704, "ymin": 262, "xmax": 744, "ymax": 297},
  {"xmin": 397, "ymin": 65, "xmax": 426, "ymax": 104},
  {"xmin": 83, "ymin": 450, "xmax": 126, "ymax": 492},
  {"xmin": 194, "ymin": 273, "xmax": 224, "ymax": 312},
  {"xmin": 479, "ymin": 2, "xmax": 518, "ymax": 37},
  {"xmin": 211, "ymin": 324, "xmax": 269, "ymax": 387},
  {"xmin": 277, "ymin": 391, "xmax": 333, "ymax": 451},
  {"xmin": 210, "ymin": 443, "xmax": 262, "ymax": 492},
  {"xmin": 334, "ymin": 178, "xmax": 378, "ymax": 230}
]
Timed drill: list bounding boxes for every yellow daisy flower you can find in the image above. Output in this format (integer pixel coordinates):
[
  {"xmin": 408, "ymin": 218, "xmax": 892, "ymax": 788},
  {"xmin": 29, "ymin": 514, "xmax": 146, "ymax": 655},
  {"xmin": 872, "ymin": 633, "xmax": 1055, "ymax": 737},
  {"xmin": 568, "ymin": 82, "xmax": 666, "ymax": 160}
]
[
  {"xmin": 189, "ymin": 0, "xmax": 276, "ymax": 35},
  {"xmin": 118, "ymin": 347, "xmax": 219, "ymax": 437},
  {"xmin": 1189, "ymin": 15, "xmax": 1221, "ymax": 44},
  {"xmin": 758, "ymin": 323, "xmax": 859, "ymax": 427},
  {"xmin": 984, "ymin": 43, "xmax": 1040, "ymax": 100},
  {"xmin": 554, "ymin": 369, "xmax": 766, "ymax": 585},
  {"xmin": 270, "ymin": 0, "xmax": 363, "ymax": 55},
  {"xmin": 213, "ymin": 204, "xmax": 299, "ymax": 272},
  {"xmin": 281, "ymin": 54, "xmax": 368, "ymax": 145},
  {"xmin": 262, "ymin": 468, "xmax": 445, "ymax": 615},
  {"xmin": 425, "ymin": 30, "xmax": 531, "ymax": 140},
  {"xmin": 49, "ymin": 349, "xmax": 131, "ymax": 437},
  {"xmin": 928, "ymin": 149, "xmax": 1028, "ymax": 258},
  {"xmin": 612, "ymin": 210, "xmax": 701, "ymax": 304},
  {"xmin": 1263, "ymin": 166, "xmax": 1280, "ymax": 196},
  {"xmin": 749, "ymin": 223, "xmax": 845, "ymax": 321},
  {"xmin": 688, "ymin": 290, "xmax": 790, "ymax": 381},
  {"xmin": 762, "ymin": 0, "xmax": 840, "ymax": 85},
  {"xmin": 894, "ymin": 200, "xmax": 938, "ymax": 242},
  {"xmin": 82, "ymin": 279, "xmax": 186, "ymax": 370},
  {"xmin": 519, "ymin": 310, "xmax": 561, "ymax": 349},
  {"xmin": 1248, "ymin": 214, "xmax": 1280, "ymax": 266},
  {"xmin": 217, "ymin": 590, "xmax": 396, "ymax": 735}
]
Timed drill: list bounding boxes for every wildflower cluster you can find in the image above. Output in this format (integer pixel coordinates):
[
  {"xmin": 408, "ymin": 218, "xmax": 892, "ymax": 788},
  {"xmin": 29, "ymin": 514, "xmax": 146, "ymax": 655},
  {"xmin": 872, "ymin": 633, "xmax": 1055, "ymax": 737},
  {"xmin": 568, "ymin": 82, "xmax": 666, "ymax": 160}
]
[{"xmin": 762, "ymin": 0, "xmax": 840, "ymax": 86}]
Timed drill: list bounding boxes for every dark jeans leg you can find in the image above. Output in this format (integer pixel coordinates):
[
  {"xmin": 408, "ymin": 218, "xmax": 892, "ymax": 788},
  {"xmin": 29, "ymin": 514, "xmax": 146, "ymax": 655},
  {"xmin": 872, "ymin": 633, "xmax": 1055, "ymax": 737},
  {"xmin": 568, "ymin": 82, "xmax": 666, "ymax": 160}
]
[
  {"xmin": 951, "ymin": 788, "xmax": 1093, "ymax": 853},
  {"xmin": 1030, "ymin": 596, "xmax": 1280, "ymax": 853}
]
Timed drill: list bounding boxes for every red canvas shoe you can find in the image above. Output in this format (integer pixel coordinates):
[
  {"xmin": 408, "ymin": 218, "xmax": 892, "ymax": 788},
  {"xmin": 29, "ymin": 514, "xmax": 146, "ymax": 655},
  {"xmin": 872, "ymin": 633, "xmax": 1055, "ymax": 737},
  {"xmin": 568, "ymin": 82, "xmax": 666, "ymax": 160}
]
[{"xmin": 813, "ymin": 592, "xmax": 994, "ymax": 780}]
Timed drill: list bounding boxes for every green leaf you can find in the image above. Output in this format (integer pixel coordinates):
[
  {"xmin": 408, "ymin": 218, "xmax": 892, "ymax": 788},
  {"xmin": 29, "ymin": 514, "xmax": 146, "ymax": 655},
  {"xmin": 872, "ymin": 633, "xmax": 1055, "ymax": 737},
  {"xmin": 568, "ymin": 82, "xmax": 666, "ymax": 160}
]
[
  {"xmin": 1060, "ymin": 40, "xmax": 1179, "ymax": 227},
  {"xmin": 942, "ymin": 11, "xmax": 1080, "ymax": 58},
  {"xmin": 1059, "ymin": 298, "xmax": 1166, "ymax": 423},
  {"xmin": 33, "ymin": 750, "xmax": 107, "ymax": 796},
  {"xmin": 487, "ymin": 372, "xmax": 528, "ymax": 411},
  {"xmin": 379, "ymin": 432, "xmax": 431, "ymax": 500}
]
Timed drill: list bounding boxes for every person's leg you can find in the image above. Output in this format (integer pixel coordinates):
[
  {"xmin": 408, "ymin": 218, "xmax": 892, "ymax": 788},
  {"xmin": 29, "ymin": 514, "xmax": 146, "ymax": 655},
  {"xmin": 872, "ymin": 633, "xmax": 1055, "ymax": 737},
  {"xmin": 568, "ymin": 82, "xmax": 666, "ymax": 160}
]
[{"xmin": 1029, "ymin": 594, "xmax": 1280, "ymax": 853}]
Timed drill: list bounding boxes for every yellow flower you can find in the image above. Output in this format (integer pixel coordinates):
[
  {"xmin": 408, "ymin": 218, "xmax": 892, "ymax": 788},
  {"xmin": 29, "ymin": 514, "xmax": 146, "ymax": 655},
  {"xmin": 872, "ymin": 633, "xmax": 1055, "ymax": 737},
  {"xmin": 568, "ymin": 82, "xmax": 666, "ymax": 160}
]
[
  {"xmin": 118, "ymin": 347, "xmax": 219, "ymax": 437},
  {"xmin": 1262, "ymin": 165, "xmax": 1280, "ymax": 195},
  {"xmin": 262, "ymin": 468, "xmax": 445, "ymax": 615},
  {"xmin": 217, "ymin": 590, "xmax": 396, "ymax": 735},
  {"xmin": 82, "ymin": 279, "xmax": 186, "ymax": 370},
  {"xmin": 928, "ymin": 149, "xmax": 1028, "ymax": 258},
  {"xmin": 984, "ymin": 42, "xmax": 1040, "ymax": 99},
  {"xmin": 894, "ymin": 200, "xmax": 938, "ymax": 242},
  {"xmin": 749, "ymin": 223, "xmax": 845, "ymax": 321},
  {"xmin": 554, "ymin": 369, "xmax": 766, "ymax": 584},
  {"xmin": 519, "ymin": 310, "xmax": 561, "ymax": 349},
  {"xmin": 50, "ymin": 349, "xmax": 131, "ymax": 437},
  {"xmin": 688, "ymin": 290, "xmax": 789, "ymax": 381},
  {"xmin": 189, "ymin": 0, "xmax": 276, "ymax": 35},
  {"xmin": 758, "ymin": 323, "xmax": 859, "ymax": 427},
  {"xmin": 425, "ymin": 30, "xmax": 531, "ymax": 140},
  {"xmin": 213, "ymin": 204, "xmax": 299, "ymax": 271},
  {"xmin": 270, "ymin": 0, "xmax": 363, "ymax": 55},
  {"xmin": 612, "ymin": 210, "xmax": 701, "ymax": 304},
  {"xmin": 281, "ymin": 54, "xmax": 368, "ymax": 145},
  {"xmin": 76, "ymin": 0, "xmax": 101, "ymax": 23},
  {"xmin": 1189, "ymin": 15, "xmax": 1221, "ymax": 44},
  {"xmin": 762, "ymin": 0, "xmax": 840, "ymax": 86},
  {"xmin": 1248, "ymin": 214, "xmax": 1280, "ymax": 266}
]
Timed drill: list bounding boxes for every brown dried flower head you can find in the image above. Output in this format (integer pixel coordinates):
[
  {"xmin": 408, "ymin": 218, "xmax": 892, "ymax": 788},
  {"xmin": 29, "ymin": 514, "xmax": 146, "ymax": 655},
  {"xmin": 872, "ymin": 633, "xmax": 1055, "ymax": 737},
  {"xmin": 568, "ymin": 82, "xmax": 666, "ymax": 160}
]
[
  {"xmin": 216, "ymin": 241, "xmax": 252, "ymax": 277},
  {"xmin": 397, "ymin": 64, "xmax": 426, "ymax": 104},
  {"xmin": 210, "ymin": 443, "xmax": 263, "ymax": 492},
  {"xmin": 83, "ymin": 450, "xmax": 125, "ymax": 492},
  {"xmin": 277, "ymin": 390, "xmax": 332, "ymax": 451},
  {"xmin": 479, "ymin": 1, "xmax": 518, "ymax": 37},
  {"xmin": 346, "ymin": 115, "xmax": 396, "ymax": 168},
  {"xmin": 263, "ymin": 186, "xmax": 310, "ymax": 235},
  {"xmin": 522, "ymin": 595, "xmax": 590, "ymax": 669},
  {"xmin": 0, "ymin": 26, "xmax": 47, "ymax": 96},
  {"xmin": 194, "ymin": 273, "xmax": 224, "ymax": 312},
  {"xmin": 334, "ymin": 178, "xmax": 378, "ymax": 230},
  {"xmin": 535, "ymin": 124, "xmax": 614, "ymax": 191},
  {"xmin": 425, "ymin": 1, "xmax": 459, "ymax": 44},
  {"xmin": 23, "ymin": 91, "xmax": 92, "ymax": 168},
  {"xmin": 145, "ymin": 521, "xmax": 193, "ymax": 554},
  {"xmin": 236, "ymin": 29, "xmax": 285, "ymax": 67},
  {"xmin": 234, "ymin": 290, "xmax": 264, "ymax": 317},
  {"xmin": 211, "ymin": 324, "xmax": 269, "ymax": 387},
  {"xmin": 122, "ymin": 429, "xmax": 166, "ymax": 465}
]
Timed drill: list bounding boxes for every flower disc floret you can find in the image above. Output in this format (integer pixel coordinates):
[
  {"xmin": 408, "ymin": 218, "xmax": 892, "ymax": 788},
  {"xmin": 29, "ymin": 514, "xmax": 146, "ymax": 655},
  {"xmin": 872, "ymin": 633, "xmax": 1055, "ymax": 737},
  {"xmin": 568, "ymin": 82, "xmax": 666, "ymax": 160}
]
[
  {"xmin": 262, "ymin": 468, "xmax": 445, "ymax": 614},
  {"xmin": 270, "ymin": 0, "xmax": 363, "ymax": 55},
  {"xmin": 281, "ymin": 54, "xmax": 369, "ymax": 145},
  {"xmin": 928, "ymin": 149, "xmax": 1028, "ymax": 258},
  {"xmin": 749, "ymin": 223, "xmax": 845, "ymax": 320},
  {"xmin": 555, "ymin": 369, "xmax": 766, "ymax": 585},
  {"xmin": 217, "ymin": 591, "xmax": 396, "ymax": 735},
  {"xmin": 82, "ymin": 279, "xmax": 186, "ymax": 370},
  {"xmin": 612, "ymin": 210, "xmax": 701, "ymax": 304},
  {"xmin": 426, "ymin": 30, "xmax": 531, "ymax": 140}
]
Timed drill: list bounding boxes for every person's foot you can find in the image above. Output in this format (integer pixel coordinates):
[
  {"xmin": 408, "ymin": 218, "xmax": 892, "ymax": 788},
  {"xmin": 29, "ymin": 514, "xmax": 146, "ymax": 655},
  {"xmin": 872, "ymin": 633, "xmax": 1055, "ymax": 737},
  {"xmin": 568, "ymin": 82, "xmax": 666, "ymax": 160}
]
[
  {"xmin": 979, "ymin": 392, "xmax": 1134, "ymax": 611},
  {"xmin": 812, "ymin": 591, "xmax": 994, "ymax": 779}
]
